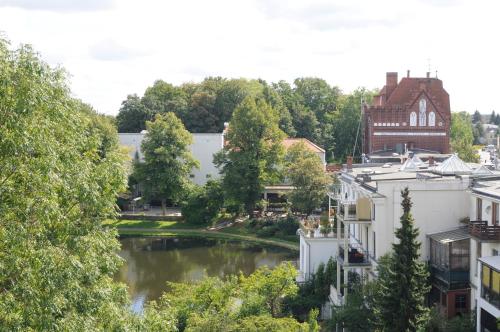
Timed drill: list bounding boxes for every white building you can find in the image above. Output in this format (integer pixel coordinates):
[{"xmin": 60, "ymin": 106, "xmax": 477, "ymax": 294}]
[
  {"xmin": 476, "ymin": 256, "xmax": 500, "ymax": 331},
  {"xmin": 118, "ymin": 132, "xmax": 224, "ymax": 186}
]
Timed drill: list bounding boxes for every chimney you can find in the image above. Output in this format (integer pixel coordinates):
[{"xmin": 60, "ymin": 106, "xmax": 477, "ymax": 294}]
[
  {"xmin": 428, "ymin": 156, "xmax": 435, "ymax": 166},
  {"xmin": 386, "ymin": 72, "xmax": 398, "ymax": 98},
  {"xmin": 346, "ymin": 156, "xmax": 353, "ymax": 171},
  {"xmin": 426, "ymin": 72, "xmax": 430, "ymax": 78},
  {"xmin": 407, "ymin": 70, "xmax": 410, "ymax": 78}
]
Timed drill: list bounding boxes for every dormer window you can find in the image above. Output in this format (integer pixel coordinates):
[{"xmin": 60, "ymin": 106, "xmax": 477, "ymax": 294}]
[{"xmin": 419, "ymin": 99, "xmax": 426, "ymax": 126}]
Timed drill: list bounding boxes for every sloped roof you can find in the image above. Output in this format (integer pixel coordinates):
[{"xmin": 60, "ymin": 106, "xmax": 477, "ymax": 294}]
[
  {"xmin": 400, "ymin": 154, "xmax": 424, "ymax": 172},
  {"xmin": 283, "ymin": 138, "xmax": 325, "ymax": 153},
  {"xmin": 433, "ymin": 154, "xmax": 472, "ymax": 175},
  {"xmin": 472, "ymin": 165, "xmax": 494, "ymax": 176}
]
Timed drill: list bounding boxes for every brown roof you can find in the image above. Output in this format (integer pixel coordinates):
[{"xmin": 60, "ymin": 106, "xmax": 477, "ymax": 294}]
[
  {"xmin": 283, "ymin": 138, "xmax": 325, "ymax": 153},
  {"xmin": 375, "ymin": 76, "xmax": 450, "ymax": 115}
]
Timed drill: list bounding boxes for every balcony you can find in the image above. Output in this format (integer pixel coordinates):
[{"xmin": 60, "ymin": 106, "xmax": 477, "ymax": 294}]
[
  {"xmin": 298, "ymin": 221, "xmax": 342, "ymax": 239},
  {"xmin": 430, "ymin": 265, "xmax": 469, "ymax": 289},
  {"xmin": 469, "ymin": 220, "xmax": 500, "ymax": 241},
  {"xmin": 337, "ymin": 199, "xmax": 372, "ymax": 224},
  {"xmin": 338, "ymin": 245, "xmax": 372, "ymax": 267},
  {"xmin": 481, "ymin": 286, "xmax": 500, "ymax": 309}
]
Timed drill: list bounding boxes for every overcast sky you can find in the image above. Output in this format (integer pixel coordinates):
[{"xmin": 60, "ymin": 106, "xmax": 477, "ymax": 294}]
[{"xmin": 0, "ymin": 0, "xmax": 498, "ymax": 115}]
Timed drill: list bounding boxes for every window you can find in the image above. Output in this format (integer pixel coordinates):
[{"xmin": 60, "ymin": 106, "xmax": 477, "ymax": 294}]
[
  {"xmin": 419, "ymin": 99, "xmax": 427, "ymax": 126},
  {"xmin": 493, "ymin": 202, "xmax": 499, "ymax": 225},
  {"xmin": 455, "ymin": 294, "xmax": 467, "ymax": 310},
  {"xmin": 410, "ymin": 112, "xmax": 417, "ymax": 126},
  {"xmin": 477, "ymin": 198, "xmax": 483, "ymax": 220},
  {"xmin": 493, "ymin": 249, "xmax": 499, "ymax": 256},
  {"xmin": 428, "ymin": 112, "xmax": 436, "ymax": 126}
]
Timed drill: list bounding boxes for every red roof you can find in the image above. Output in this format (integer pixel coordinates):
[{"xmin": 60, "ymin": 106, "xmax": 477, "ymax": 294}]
[
  {"xmin": 374, "ymin": 76, "xmax": 450, "ymax": 116},
  {"xmin": 283, "ymin": 138, "xmax": 325, "ymax": 153}
]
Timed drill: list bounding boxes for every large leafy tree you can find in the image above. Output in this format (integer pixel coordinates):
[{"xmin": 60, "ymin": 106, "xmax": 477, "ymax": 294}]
[
  {"xmin": 372, "ymin": 188, "xmax": 430, "ymax": 331},
  {"xmin": 135, "ymin": 112, "xmax": 199, "ymax": 214},
  {"xmin": 116, "ymin": 94, "xmax": 152, "ymax": 132},
  {"xmin": 0, "ymin": 39, "xmax": 133, "ymax": 330},
  {"xmin": 215, "ymin": 97, "xmax": 285, "ymax": 215},
  {"xmin": 286, "ymin": 142, "xmax": 330, "ymax": 216},
  {"xmin": 450, "ymin": 112, "xmax": 479, "ymax": 162}
]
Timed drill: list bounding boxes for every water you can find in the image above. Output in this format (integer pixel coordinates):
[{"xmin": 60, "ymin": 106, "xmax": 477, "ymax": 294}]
[{"xmin": 115, "ymin": 236, "xmax": 297, "ymax": 313}]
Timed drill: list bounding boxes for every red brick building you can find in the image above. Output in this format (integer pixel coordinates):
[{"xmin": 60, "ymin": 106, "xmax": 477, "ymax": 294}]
[{"xmin": 363, "ymin": 71, "xmax": 451, "ymax": 155}]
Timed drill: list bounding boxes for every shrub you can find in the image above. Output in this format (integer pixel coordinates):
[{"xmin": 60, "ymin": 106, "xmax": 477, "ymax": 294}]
[{"xmin": 182, "ymin": 180, "xmax": 224, "ymax": 224}]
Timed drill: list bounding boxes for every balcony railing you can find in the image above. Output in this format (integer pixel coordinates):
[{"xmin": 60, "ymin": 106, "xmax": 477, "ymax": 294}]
[
  {"xmin": 430, "ymin": 265, "xmax": 469, "ymax": 288},
  {"xmin": 338, "ymin": 245, "xmax": 371, "ymax": 266},
  {"xmin": 297, "ymin": 227, "xmax": 342, "ymax": 239},
  {"xmin": 482, "ymin": 286, "xmax": 500, "ymax": 310},
  {"xmin": 469, "ymin": 220, "xmax": 500, "ymax": 241}
]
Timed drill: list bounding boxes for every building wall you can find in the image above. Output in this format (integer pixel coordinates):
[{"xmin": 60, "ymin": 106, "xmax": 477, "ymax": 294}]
[
  {"xmin": 118, "ymin": 132, "xmax": 223, "ymax": 186},
  {"xmin": 299, "ymin": 234, "xmax": 338, "ymax": 280},
  {"xmin": 375, "ymin": 179, "xmax": 470, "ymax": 260}
]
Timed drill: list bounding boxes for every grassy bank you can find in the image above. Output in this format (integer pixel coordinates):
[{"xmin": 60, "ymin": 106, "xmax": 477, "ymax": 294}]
[{"xmin": 104, "ymin": 219, "xmax": 299, "ymax": 251}]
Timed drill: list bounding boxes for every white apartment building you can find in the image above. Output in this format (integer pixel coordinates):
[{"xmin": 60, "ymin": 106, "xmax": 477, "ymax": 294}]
[
  {"xmin": 119, "ymin": 132, "xmax": 224, "ymax": 186},
  {"xmin": 299, "ymin": 153, "xmax": 500, "ymax": 320}
]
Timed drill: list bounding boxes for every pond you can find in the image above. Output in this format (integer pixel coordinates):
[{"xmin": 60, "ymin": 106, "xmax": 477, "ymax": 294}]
[{"xmin": 115, "ymin": 236, "xmax": 298, "ymax": 313}]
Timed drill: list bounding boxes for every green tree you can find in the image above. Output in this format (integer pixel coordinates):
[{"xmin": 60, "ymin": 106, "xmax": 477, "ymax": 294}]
[
  {"xmin": 372, "ymin": 188, "xmax": 430, "ymax": 331},
  {"xmin": 472, "ymin": 110, "xmax": 482, "ymax": 124},
  {"xmin": 0, "ymin": 39, "xmax": 134, "ymax": 330},
  {"xmin": 473, "ymin": 121, "xmax": 484, "ymax": 145},
  {"xmin": 215, "ymin": 97, "xmax": 285, "ymax": 215},
  {"xmin": 286, "ymin": 141, "xmax": 330, "ymax": 216},
  {"xmin": 490, "ymin": 110, "xmax": 496, "ymax": 124},
  {"xmin": 135, "ymin": 112, "xmax": 199, "ymax": 214},
  {"xmin": 116, "ymin": 94, "xmax": 152, "ymax": 132},
  {"xmin": 240, "ymin": 262, "xmax": 298, "ymax": 318},
  {"xmin": 182, "ymin": 180, "xmax": 224, "ymax": 224},
  {"xmin": 450, "ymin": 112, "xmax": 479, "ymax": 162},
  {"xmin": 142, "ymin": 79, "xmax": 188, "ymax": 116}
]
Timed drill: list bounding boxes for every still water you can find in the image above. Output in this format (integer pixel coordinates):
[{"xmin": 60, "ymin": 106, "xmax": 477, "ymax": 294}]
[{"xmin": 115, "ymin": 236, "xmax": 297, "ymax": 312}]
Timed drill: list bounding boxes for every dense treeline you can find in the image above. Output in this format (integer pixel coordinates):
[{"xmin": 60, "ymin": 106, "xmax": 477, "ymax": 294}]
[{"xmin": 116, "ymin": 77, "xmax": 375, "ymax": 162}]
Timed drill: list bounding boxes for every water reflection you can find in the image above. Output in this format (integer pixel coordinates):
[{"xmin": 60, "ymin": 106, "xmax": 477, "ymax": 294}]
[{"xmin": 115, "ymin": 236, "xmax": 297, "ymax": 312}]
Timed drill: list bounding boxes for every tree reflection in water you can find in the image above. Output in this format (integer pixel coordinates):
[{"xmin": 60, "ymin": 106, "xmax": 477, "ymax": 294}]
[{"xmin": 115, "ymin": 237, "xmax": 297, "ymax": 313}]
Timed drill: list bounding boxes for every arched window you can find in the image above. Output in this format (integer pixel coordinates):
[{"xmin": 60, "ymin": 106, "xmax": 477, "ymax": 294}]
[
  {"xmin": 429, "ymin": 112, "xmax": 436, "ymax": 126},
  {"xmin": 419, "ymin": 99, "xmax": 426, "ymax": 126},
  {"xmin": 410, "ymin": 112, "xmax": 417, "ymax": 126}
]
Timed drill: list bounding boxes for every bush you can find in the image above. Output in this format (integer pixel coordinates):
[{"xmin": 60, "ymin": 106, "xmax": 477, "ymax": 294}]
[
  {"xmin": 182, "ymin": 180, "xmax": 224, "ymax": 224},
  {"xmin": 246, "ymin": 214, "xmax": 300, "ymax": 238}
]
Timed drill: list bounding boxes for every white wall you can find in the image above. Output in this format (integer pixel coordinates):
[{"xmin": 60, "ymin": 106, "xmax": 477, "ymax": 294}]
[
  {"xmin": 299, "ymin": 234, "xmax": 338, "ymax": 279},
  {"xmin": 118, "ymin": 132, "xmax": 223, "ymax": 186}
]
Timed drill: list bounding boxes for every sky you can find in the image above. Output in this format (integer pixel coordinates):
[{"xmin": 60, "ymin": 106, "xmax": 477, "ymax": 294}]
[{"xmin": 0, "ymin": 0, "xmax": 498, "ymax": 116}]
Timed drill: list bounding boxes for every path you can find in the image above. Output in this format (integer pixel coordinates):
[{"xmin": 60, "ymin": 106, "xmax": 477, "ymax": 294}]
[{"xmin": 116, "ymin": 227, "xmax": 299, "ymax": 251}]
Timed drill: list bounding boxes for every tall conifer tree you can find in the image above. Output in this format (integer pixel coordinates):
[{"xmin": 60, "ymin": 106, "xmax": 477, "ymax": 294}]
[{"xmin": 373, "ymin": 187, "xmax": 430, "ymax": 332}]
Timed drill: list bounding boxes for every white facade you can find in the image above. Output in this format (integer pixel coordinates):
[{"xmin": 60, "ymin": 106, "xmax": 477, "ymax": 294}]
[
  {"xmin": 297, "ymin": 229, "xmax": 338, "ymax": 282},
  {"xmin": 118, "ymin": 132, "xmax": 224, "ymax": 185}
]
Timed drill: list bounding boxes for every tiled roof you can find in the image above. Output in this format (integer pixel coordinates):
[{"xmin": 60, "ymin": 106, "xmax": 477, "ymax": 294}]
[{"xmin": 283, "ymin": 138, "xmax": 325, "ymax": 153}]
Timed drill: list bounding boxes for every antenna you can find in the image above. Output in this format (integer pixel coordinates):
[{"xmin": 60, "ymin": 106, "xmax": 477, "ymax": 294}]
[
  {"xmin": 352, "ymin": 93, "xmax": 364, "ymax": 158},
  {"xmin": 435, "ymin": 70, "xmax": 438, "ymax": 78},
  {"xmin": 427, "ymin": 58, "xmax": 431, "ymax": 73}
]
